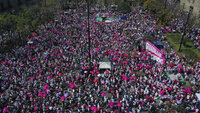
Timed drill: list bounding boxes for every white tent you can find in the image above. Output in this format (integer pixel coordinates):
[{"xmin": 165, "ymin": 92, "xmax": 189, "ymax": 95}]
[
  {"xmin": 99, "ymin": 58, "xmax": 111, "ymax": 69},
  {"xmin": 99, "ymin": 62, "xmax": 111, "ymax": 69},
  {"xmin": 105, "ymin": 20, "xmax": 112, "ymax": 23}
]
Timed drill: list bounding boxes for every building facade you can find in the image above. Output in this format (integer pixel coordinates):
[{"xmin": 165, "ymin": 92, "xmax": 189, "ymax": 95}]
[{"xmin": 180, "ymin": 0, "xmax": 200, "ymax": 18}]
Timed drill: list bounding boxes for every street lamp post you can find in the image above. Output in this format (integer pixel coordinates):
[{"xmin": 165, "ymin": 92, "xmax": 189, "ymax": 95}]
[
  {"xmin": 179, "ymin": 6, "xmax": 193, "ymax": 52},
  {"xmin": 87, "ymin": 0, "xmax": 91, "ymax": 69}
]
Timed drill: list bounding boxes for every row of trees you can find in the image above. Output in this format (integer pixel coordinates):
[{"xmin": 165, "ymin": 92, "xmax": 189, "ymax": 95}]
[
  {"xmin": 99, "ymin": 0, "xmax": 183, "ymax": 26},
  {"xmin": 0, "ymin": 0, "xmax": 59, "ymax": 53}
]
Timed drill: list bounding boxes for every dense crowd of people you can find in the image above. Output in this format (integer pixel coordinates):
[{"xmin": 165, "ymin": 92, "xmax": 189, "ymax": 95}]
[{"xmin": 0, "ymin": 5, "xmax": 200, "ymax": 113}]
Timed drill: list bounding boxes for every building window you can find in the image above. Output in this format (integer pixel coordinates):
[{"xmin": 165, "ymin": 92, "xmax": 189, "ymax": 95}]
[{"xmin": 188, "ymin": 0, "xmax": 190, "ymax": 3}]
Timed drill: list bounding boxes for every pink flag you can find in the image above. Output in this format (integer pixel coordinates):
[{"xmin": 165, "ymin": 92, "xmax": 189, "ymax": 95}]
[
  {"xmin": 113, "ymin": 57, "xmax": 118, "ymax": 61},
  {"xmin": 90, "ymin": 71, "xmax": 95, "ymax": 74},
  {"xmin": 82, "ymin": 67, "xmax": 86, "ymax": 70},
  {"xmin": 38, "ymin": 91, "xmax": 43, "ymax": 96},
  {"xmin": 96, "ymin": 48, "xmax": 99, "ymax": 51},
  {"xmin": 32, "ymin": 58, "xmax": 36, "ymax": 60},
  {"xmin": 34, "ymin": 106, "xmax": 38, "ymax": 111},
  {"xmin": 32, "ymin": 33, "xmax": 36, "ymax": 37},
  {"xmin": 31, "ymin": 76, "xmax": 34, "ymax": 80},
  {"xmin": 178, "ymin": 65, "xmax": 183, "ymax": 69},
  {"xmin": 94, "ymin": 108, "xmax": 99, "ymax": 112},
  {"xmin": 109, "ymin": 102, "xmax": 114, "ymax": 108},
  {"xmin": 101, "ymin": 92, "xmax": 106, "ymax": 96},
  {"xmin": 91, "ymin": 106, "xmax": 95, "ymax": 110},
  {"xmin": 29, "ymin": 94, "xmax": 33, "ymax": 98},
  {"xmin": 69, "ymin": 82, "xmax": 75, "ymax": 88},
  {"xmin": 2, "ymin": 61, "xmax": 6, "ymax": 65},
  {"xmin": 168, "ymin": 87, "xmax": 173, "ymax": 91},
  {"xmin": 61, "ymin": 96, "xmax": 65, "ymax": 100},
  {"xmin": 42, "ymin": 93, "xmax": 47, "ymax": 98},
  {"xmin": 47, "ymin": 75, "xmax": 51, "ymax": 79},
  {"xmin": 3, "ymin": 107, "xmax": 8, "ymax": 112},
  {"xmin": 117, "ymin": 102, "xmax": 122, "ymax": 107},
  {"xmin": 105, "ymin": 71, "xmax": 109, "ymax": 74},
  {"xmin": 124, "ymin": 53, "xmax": 129, "ymax": 57},
  {"xmin": 187, "ymin": 87, "xmax": 192, "ymax": 94},
  {"xmin": 159, "ymin": 90, "xmax": 165, "ymax": 95},
  {"xmin": 123, "ymin": 76, "xmax": 128, "ymax": 80},
  {"xmin": 39, "ymin": 70, "xmax": 43, "ymax": 73},
  {"xmin": 182, "ymin": 89, "xmax": 187, "ymax": 92},
  {"xmin": 129, "ymin": 76, "xmax": 134, "ymax": 79},
  {"xmin": 141, "ymin": 102, "xmax": 145, "ymax": 106}
]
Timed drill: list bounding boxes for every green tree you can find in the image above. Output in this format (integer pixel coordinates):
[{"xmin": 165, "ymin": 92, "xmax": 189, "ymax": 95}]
[
  {"xmin": 143, "ymin": 0, "xmax": 164, "ymax": 14},
  {"xmin": 117, "ymin": 2, "xmax": 131, "ymax": 12},
  {"xmin": 157, "ymin": 9, "xmax": 173, "ymax": 25}
]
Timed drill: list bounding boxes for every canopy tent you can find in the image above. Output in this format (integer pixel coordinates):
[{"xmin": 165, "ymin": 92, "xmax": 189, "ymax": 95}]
[
  {"xmin": 95, "ymin": 17, "xmax": 103, "ymax": 22},
  {"xmin": 120, "ymin": 16, "xmax": 127, "ymax": 19},
  {"xmin": 106, "ymin": 17, "xmax": 114, "ymax": 21},
  {"xmin": 152, "ymin": 41, "xmax": 164, "ymax": 49},
  {"xmin": 105, "ymin": 17, "xmax": 114, "ymax": 23},
  {"xmin": 99, "ymin": 58, "xmax": 111, "ymax": 69}
]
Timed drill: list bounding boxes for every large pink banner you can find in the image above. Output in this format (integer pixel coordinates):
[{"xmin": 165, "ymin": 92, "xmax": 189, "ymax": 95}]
[{"xmin": 146, "ymin": 41, "xmax": 165, "ymax": 64}]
